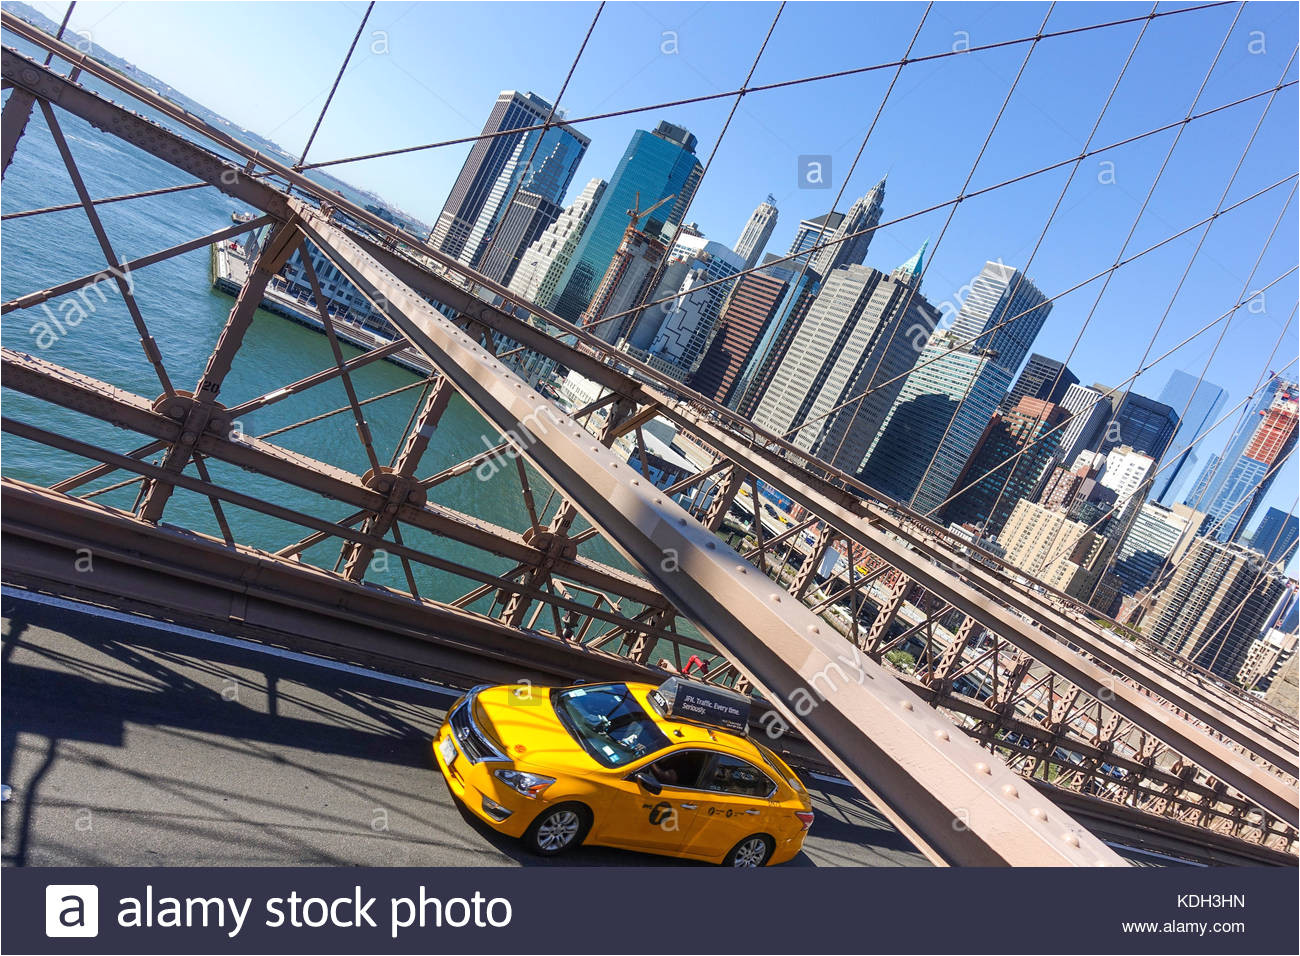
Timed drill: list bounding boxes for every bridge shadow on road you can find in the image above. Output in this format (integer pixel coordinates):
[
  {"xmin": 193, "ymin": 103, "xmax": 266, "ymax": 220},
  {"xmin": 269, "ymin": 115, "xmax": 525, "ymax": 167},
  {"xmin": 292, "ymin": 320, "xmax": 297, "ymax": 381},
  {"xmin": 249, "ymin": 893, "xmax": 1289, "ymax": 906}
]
[{"xmin": 1, "ymin": 594, "xmax": 926, "ymax": 868}]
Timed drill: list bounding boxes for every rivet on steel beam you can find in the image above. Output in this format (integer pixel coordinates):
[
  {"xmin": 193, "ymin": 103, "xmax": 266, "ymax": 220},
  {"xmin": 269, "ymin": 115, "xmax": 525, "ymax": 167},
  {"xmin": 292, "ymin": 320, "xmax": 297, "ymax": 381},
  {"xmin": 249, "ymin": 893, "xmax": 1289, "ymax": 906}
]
[
  {"xmin": 1063, "ymin": 833, "xmax": 1081, "ymax": 847},
  {"xmin": 770, "ymin": 593, "xmax": 781, "ymax": 603},
  {"xmin": 933, "ymin": 729, "xmax": 949, "ymax": 742},
  {"xmin": 900, "ymin": 701, "xmax": 913, "ymax": 711},
  {"xmin": 1002, "ymin": 784, "xmax": 1019, "ymax": 798},
  {"xmin": 807, "ymin": 624, "xmax": 819, "ymax": 634},
  {"xmin": 631, "ymin": 479, "xmax": 640, "ymax": 486},
  {"xmin": 706, "ymin": 541, "xmax": 716, "ymax": 550},
  {"xmin": 975, "ymin": 762, "xmax": 992, "ymax": 775},
  {"xmin": 678, "ymin": 517, "xmax": 687, "ymax": 526},
  {"xmin": 1030, "ymin": 808, "xmax": 1047, "ymax": 821},
  {"xmin": 736, "ymin": 566, "xmax": 748, "ymax": 574}
]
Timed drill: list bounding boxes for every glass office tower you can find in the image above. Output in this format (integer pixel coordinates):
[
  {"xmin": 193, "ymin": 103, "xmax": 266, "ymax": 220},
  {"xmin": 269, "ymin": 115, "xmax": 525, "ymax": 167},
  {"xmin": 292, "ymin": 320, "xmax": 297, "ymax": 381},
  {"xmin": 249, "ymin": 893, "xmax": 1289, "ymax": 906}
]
[
  {"xmin": 1153, "ymin": 369, "xmax": 1227, "ymax": 506},
  {"xmin": 551, "ymin": 122, "xmax": 703, "ymax": 321},
  {"xmin": 429, "ymin": 90, "xmax": 588, "ymax": 273}
]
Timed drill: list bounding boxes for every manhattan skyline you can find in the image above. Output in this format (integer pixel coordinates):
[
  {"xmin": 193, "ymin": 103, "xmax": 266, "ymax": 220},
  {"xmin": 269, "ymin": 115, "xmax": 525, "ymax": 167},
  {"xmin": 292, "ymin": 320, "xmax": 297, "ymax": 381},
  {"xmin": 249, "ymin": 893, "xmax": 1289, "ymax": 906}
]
[{"xmin": 12, "ymin": 0, "xmax": 1298, "ymax": 537}]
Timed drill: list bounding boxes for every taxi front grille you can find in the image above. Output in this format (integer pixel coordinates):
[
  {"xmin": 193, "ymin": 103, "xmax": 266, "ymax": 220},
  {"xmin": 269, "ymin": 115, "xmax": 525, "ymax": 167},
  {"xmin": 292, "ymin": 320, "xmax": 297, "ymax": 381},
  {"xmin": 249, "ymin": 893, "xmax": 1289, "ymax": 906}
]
[{"xmin": 449, "ymin": 694, "xmax": 504, "ymax": 763}]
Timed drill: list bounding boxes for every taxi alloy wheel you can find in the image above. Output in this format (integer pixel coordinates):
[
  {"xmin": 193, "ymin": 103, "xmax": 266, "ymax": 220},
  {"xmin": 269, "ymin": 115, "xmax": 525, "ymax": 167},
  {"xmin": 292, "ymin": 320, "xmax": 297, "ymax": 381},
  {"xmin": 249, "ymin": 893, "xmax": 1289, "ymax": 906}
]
[
  {"xmin": 727, "ymin": 834, "xmax": 774, "ymax": 868},
  {"xmin": 525, "ymin": 803, "xmax": 590, "ymax": 856}
]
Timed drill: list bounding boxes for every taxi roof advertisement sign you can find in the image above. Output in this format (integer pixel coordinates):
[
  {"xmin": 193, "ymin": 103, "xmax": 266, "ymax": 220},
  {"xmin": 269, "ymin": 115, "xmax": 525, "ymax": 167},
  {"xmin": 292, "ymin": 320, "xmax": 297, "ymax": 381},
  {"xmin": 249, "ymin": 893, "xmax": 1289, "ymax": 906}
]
[{"xmin": 658, "ymin": 677, "xmax": 750, "ymax": 733}]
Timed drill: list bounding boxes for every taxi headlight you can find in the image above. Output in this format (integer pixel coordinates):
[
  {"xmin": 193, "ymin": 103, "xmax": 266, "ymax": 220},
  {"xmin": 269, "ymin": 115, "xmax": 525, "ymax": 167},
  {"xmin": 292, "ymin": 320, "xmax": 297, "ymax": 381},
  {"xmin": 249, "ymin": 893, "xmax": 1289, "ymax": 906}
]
[{"xmin": 493, "ymin": 769, "xmax": 556, "ymax": 798}]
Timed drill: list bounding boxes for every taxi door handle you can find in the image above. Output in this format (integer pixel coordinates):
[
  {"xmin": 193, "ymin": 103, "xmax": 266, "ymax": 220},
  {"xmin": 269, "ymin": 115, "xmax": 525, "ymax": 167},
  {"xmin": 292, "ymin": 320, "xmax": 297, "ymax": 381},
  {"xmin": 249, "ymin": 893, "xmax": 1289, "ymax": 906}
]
[
  {"xmin": 680, "ymin": 803, "xmax": 698, "ymax": 810},
  {"xmin": 744, "ymin": 809, "xmax": 761, "ymax": 815}
]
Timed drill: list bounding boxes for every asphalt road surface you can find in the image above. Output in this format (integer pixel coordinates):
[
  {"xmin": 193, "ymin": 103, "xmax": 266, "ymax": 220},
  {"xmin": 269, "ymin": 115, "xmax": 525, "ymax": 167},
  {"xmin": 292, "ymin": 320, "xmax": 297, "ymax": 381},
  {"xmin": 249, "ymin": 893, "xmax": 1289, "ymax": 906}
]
[{"xmin": 2, "ymin": 592, "xmax": 928, "ymax": 868}]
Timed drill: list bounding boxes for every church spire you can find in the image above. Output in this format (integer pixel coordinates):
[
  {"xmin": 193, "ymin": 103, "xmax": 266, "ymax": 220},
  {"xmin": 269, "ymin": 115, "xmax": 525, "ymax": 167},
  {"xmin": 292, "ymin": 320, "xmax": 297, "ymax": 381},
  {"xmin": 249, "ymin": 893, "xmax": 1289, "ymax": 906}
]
[{"xmin": 895, "ymin": 238, "xmax": 928, "ymax": 284}]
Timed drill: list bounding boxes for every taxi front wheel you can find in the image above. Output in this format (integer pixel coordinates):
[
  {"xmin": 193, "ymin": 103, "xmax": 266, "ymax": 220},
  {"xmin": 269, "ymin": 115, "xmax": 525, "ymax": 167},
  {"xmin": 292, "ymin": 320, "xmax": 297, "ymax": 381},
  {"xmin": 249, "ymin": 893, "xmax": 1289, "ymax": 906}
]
[
  {"xmin": 523, "ymin": 803, "xmax": 591, "ymax": 856},
  {"xmin": 724, "ymin": 834, "xmax": 774, "ymax": 867}
]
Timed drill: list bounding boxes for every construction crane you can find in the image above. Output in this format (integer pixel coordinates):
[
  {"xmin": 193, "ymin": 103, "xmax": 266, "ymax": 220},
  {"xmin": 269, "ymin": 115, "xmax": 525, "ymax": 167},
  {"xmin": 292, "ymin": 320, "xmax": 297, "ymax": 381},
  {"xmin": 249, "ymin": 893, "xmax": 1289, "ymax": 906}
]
[{"xmin": 627, "ymin": 191, "xmax": 676, "ymax": 231}]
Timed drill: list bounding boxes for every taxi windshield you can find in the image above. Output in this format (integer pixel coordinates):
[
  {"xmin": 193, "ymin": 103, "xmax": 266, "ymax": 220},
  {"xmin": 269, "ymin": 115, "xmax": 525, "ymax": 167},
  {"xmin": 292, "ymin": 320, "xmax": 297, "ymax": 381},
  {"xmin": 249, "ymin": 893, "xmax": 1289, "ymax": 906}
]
[{"xmin": 551, "ymin": 683, "xmax": 670, "ymax": 767}]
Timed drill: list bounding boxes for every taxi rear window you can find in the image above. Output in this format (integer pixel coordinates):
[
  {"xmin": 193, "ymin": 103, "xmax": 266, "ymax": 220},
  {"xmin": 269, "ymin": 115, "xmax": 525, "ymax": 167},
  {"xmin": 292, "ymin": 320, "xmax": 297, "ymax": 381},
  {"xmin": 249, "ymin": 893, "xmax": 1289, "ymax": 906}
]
[
  {"xmin": 754, "ymin": 741, "xmax": 806, "ymax": 793},
  {"xmin": 551, "ymin": 683, "xmax": 670, "ymax": 767}
]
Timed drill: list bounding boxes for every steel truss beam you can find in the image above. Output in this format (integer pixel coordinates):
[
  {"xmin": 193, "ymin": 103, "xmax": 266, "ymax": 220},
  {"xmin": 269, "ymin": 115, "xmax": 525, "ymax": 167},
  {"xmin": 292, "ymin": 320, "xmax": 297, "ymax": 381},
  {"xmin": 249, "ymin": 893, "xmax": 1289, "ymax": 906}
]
[{"xmin": 0, "ymin": 349, "xmax": 670, "ymax": 617}]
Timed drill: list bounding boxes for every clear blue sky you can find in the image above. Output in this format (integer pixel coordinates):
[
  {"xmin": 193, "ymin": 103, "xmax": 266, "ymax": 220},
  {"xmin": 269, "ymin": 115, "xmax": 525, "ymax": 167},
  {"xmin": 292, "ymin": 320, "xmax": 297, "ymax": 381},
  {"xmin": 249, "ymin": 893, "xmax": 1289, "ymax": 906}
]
[{"xmin": 23, "ymin": 0, "xmax": 1300, "ymax": 531}]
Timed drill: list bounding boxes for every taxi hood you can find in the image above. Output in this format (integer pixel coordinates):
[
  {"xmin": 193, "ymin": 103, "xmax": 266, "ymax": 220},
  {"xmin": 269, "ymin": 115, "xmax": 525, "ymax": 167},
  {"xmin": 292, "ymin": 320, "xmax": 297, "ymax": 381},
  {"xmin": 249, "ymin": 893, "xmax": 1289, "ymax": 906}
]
[{"xmin": 471, "ymin": 684, "xmax": 602, "ymax": 773}]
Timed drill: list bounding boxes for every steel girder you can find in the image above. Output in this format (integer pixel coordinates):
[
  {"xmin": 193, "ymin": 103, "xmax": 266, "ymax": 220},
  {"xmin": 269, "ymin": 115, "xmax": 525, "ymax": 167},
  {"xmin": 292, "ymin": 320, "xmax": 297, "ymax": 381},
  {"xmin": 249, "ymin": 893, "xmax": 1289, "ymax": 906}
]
[{"xmin": 0, "ymin": 349, "xmax": 677, "ymax": 624}]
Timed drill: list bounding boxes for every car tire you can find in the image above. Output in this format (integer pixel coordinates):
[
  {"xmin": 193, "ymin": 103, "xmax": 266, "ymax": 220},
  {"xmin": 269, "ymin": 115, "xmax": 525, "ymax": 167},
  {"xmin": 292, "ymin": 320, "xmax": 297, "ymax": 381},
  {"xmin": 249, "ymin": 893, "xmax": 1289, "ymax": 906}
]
[
  {"xmin": 523, "ymin": 803, "xmax": 591, "ymax": 857},
  {"xmin": 724, "ymin": 833, "xmax": 774, "ymax": 867}
]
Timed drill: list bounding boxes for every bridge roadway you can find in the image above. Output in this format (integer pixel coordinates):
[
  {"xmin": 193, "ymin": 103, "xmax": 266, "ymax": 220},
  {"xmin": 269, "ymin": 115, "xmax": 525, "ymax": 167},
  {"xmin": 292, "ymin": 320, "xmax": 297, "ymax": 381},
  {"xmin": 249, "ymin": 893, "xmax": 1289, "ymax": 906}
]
[{"xmin": 1, "ymin": 593, "xmax": 929, "ymax": 868}]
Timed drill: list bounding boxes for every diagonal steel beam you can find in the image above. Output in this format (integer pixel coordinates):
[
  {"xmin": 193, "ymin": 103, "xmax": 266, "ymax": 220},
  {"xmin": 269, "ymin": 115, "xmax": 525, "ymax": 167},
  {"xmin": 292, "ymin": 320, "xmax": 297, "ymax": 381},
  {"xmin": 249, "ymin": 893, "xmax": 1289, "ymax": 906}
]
[
  {"xmin": 136, "ymin": 220, "xmax": 299, "ymax": 523},
  {"xmin": 1, "ymin": 86, "xmax": 36, "ymax": 176},
  {"xmin": 343, "ymin": 376, "xmax": 453, "ymax": 580},
  {"xmin": 38, "ymin": 100, "xmax": 177, "ymax": 399}
]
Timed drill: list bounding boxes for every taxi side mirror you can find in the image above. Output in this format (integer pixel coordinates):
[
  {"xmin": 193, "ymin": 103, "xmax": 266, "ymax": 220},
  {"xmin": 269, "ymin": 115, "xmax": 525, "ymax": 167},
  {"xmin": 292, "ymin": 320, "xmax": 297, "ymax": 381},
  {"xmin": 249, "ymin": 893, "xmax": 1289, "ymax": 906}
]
[{"xmin": 633, "ymin": 771, "xmax": 662, "ymax": 795}]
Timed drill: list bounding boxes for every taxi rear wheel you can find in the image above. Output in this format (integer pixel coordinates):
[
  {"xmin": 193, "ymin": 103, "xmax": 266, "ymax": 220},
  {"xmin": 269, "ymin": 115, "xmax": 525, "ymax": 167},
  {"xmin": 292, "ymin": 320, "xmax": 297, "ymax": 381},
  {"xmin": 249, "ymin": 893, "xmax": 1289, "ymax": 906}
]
[
  {"xmin": 523, "ymin": 803, "xmax": 591, "ymax": 856},
  {"xmin": 725, "ymin": 834, "xmax": 774, "ymax": 867}
]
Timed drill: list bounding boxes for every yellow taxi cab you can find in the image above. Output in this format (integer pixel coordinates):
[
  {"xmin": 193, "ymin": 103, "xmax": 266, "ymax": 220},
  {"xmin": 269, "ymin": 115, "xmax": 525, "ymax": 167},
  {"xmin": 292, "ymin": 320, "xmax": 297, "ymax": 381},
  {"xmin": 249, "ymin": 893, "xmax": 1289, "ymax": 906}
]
[{"xmin": 433, "ymin": 676, "xmax": 814, "ymax": 866}]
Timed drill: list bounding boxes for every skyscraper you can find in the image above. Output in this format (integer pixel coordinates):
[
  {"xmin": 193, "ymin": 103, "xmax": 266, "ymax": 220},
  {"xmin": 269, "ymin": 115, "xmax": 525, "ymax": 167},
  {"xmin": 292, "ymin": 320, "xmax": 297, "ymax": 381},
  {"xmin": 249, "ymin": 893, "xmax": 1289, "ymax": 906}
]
[
  {"xmin": 1185, "ymin": 378, "xmax": 1289, "ymax": 521},
  {"xmin": 786, "ymin": 211, "xmax": 844, "ymax": 268},
  {"xmin": 1152, "ymin": 369, "xmax": 1227, "ymax": 506},
  {"xmin": 632, "ymin": 236, "xmax": 746, "ymax": 380},
  {"xmin": 1112, "ymin": 501, "xmax": 1202, "ymax": 597},
  {"xmin": 752, "ymin": 244, "xmax": 938, "ymax": 474},
  {"xmin": 861, "ymin": 261, "xmax": 1052, "ymax": 514},
  {"xmin": 944, "ymin": 260, "xmax": 1053, "ymax": 376},
  {"xmin": 806, "ymin": 179, "xmax": 886, "ymax": 278},
  {"xmin": 429, "ymin": 90, "xmax": 588, "ymax": 274},
  {"xmin": 551, "ymin": 121, "xmax": 703, "ymax": 321},
  {"xmin": 1096, "ymin": 445, "xmax": 1156, "ymax": 503},
  {"xmin": 731, "ymin": 259, "xmax": 821, "ymax": 417},
  {"xmin": 579, "ymin": 223, "xmax": 668, "ymax": 345},
  {"xmin": 1249, "ymin": 506, "xmax": 1299, "ymax": 566},
  {"xmin": 1145, "ymin": 537, "xmax": 1288, "ymax": 681},
  {"xmin": 733, "ymin": 197, "xmax": 778, "ymax": 271},
  {"xmin": 1195, "ymin": 380, "xmax": 1298, "ymax": 542},
  {"xmin": 945, "ymin": 396, "xmax": 1065, "ymax": 536},
  {"xmin": 688, "ymin": 265, "xmax": 789, "ymax": 406},
  {"xmin": 508, "ymin": 177, "xmax": 606, "ymax": 309},
  {"xmin": 1095, "ymin": 390, "xmax": 1180, "ymax": 462},
  {"xmin": 1000, "ymin": 353, "xmax": 1078, "ymax": 413},
  {"xmin": 1055, "ymin": 383, "xmax": 1111, "ymax": 466}
]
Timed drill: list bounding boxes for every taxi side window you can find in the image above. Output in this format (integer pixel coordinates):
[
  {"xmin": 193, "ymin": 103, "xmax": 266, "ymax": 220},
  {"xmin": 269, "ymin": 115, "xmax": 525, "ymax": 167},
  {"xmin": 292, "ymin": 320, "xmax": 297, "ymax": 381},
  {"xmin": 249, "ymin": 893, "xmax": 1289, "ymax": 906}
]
[
  {"xmin": 647, "ymin": 750, "xmax": 710, "ymax": 788},
  {"xmin": 702, "ymin": 754, "xmax": 776, "ymax": 798}
]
